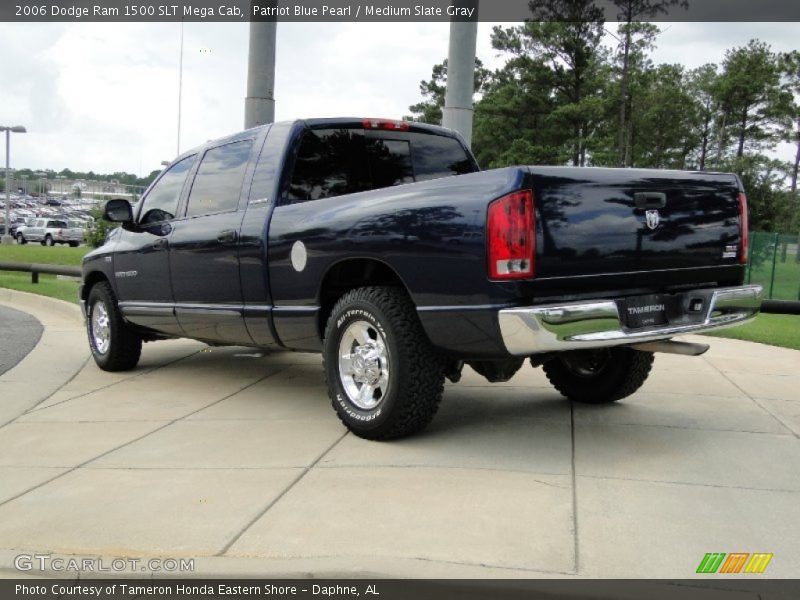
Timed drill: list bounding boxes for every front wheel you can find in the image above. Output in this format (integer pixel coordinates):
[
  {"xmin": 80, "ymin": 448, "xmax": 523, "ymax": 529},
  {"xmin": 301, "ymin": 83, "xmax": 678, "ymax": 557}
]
[
  {"xmin": 86, "ymin": 282, "xmax": 142, "ymax": 371},
  {"xmin": 323, "ymin": 286, "xmax": 444, "ymax": 440},
  {"xmin": 543, "ymin": 347, "xmax": 654, "ymax": 404}
]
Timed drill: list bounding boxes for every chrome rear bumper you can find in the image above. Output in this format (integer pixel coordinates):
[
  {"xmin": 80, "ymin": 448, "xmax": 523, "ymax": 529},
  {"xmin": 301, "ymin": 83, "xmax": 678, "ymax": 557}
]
[{"xmin": 498, "ymin": 285, "xmax": 762, "ymax": 355}]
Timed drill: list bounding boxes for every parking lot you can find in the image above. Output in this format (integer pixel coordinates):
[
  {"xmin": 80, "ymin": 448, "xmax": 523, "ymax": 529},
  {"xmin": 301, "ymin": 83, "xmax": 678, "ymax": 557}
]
[{"xmin": 0, "ymin": 288, "xmax": 798, "ymax": 578}]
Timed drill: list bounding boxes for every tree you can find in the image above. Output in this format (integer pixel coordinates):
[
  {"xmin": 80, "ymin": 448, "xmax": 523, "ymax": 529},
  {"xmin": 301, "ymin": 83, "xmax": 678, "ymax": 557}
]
[
  {"xmin": 716, "ymin": 40, "xmax": 793, "ymax": 160},
  {"xmin": 685, "ymin": 64, "xmax": 720, "ymax": 170},
  {"xmin": 727, "ymin": 155, "xmax": 799, "ymax": 233},
  {"xmin": 629, "ymin": 64, "xmax": 698, "ymax": 168},
  {"xmin": 491, "ymin": 0, "xmax": 607, "ymax": 166},
  {"xmin": 86, "ymin": 205, "xmax": 117, "ymax": 248},
  {"xmin": 610, "ymin": 0, "xmax": 687, "ymax": 166},
  {"xmin": 472, "ymin": 57, "xmax": 564, "ymax": 166},
  {"xmin": 406, "ymin": 58, "xmax": 489, "ymax": 125},
  {"xmin": 781, "ymin": 51, "xmax": 800, "ymax": 192},
  {"xmin": 596, "ymin": 21, "xmax": 660, "ymax": 167}
]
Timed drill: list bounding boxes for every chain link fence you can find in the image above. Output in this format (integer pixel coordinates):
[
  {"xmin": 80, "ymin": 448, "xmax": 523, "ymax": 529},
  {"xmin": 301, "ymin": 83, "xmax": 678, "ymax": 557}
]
[{"xmin": 746, "ymin": 232, "xmax": 800, "ymax": 301}]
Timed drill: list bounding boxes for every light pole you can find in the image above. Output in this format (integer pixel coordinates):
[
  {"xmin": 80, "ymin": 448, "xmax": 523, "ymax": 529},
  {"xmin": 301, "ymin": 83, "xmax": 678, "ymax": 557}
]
[
  {"xmin": 1, "ymin": 125, "xmax": 26, "ymax": 245},
  {"xmin": 177, "ymin": 20, "xmax": 184, "ymax": 155},
  {"xmin": 442, "ymin": 0, "xmax": 479, "ymax": 148},
  {"xmin": 33, "ymin": 172, "xmax": 45, "ymax": 198},
  {"xmin": 244, "ymin": 20, "xmax": 276, "ymax": 129}
]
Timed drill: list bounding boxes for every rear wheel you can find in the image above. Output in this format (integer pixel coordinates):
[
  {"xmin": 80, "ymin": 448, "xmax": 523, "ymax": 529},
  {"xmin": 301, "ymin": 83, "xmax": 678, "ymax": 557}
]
[
  {"xmin": 44, "ymin": 235, "xmax": 54, "ymax": 246},
  {"xmin": 86, "ymin": 282, "xmax": 142, "ymax": 371},
  {"xmin": 323, "ymin": 286, "xmax": 444, "ymax": 440},
  {"xmin": 68, "ymin": 241, "xmax": 79, "ymax": 247},
  {"xmin": 16, "ymin": 233, "xmax": 26, "ymax": 245},
  {"xmin": 543, "ymin": 347, "xmax": 654, "ymax": 404}
]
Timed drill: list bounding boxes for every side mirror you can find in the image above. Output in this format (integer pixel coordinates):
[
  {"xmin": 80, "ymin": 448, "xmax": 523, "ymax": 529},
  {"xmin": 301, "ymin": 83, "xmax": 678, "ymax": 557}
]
[{"xmin": 104, "ymin": 199, "xmax": 133, "ymax": 223}]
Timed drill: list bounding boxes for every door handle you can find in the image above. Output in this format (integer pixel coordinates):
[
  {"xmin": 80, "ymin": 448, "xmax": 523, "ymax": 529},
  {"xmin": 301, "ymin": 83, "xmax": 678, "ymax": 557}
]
[
  {"xmin": 217, "ymin": 229, "xmax": 238, "ymax": 244},
  {"xmin": 634, "ymin": 192, "xmax": 667, "ymax": 209},
  {"xmin": 153, "ymin": 238, "xmax": 169, "ymax": 250}
]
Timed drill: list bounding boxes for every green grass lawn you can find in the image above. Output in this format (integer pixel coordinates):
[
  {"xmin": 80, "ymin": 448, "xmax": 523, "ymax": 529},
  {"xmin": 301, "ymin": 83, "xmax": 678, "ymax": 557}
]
[
  {"xmin": 0, "ymin": 244, "xmax": 89, "ymax": 266},
  {"xmin": 703, "ymin": 313, "xmax": 800, "ymax": 351},
  {"xmin": 0, "ymin": 271, "xmax": 80, "ymax": 304},
  {"xmin": 0, "ymin": 244, "xmax": 86, "ymax": 303}
]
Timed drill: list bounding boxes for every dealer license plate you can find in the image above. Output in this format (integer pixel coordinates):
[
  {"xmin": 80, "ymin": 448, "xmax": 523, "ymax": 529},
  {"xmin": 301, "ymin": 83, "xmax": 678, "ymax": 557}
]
[{"xmin": 620, "ymin": 294, "xmax": 668, "ymax": 329}]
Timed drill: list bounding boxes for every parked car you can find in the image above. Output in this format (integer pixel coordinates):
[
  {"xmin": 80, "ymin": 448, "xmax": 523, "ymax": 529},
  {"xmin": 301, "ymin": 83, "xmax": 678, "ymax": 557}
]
[
  {"xmin": 80, "ymin": 118, "xmax": 762, "ymax": 440},
  {"xmin": 16, "ymin": 218, "xmax": 83, "ymax": 246}
]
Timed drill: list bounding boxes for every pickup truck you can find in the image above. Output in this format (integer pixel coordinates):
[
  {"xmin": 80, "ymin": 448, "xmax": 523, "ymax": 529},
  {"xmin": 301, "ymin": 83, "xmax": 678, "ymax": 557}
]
[
  {"xmin": 16, "ymin": 217, "xmax": 84, "ymax": 247},
  {"xmin": 80, "ymin": 118, "xmax": 762, "ymax": 440}
]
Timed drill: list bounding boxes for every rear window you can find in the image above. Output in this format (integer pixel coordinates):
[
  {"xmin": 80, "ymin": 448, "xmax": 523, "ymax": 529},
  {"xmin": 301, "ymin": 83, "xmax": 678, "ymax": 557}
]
[
  {"xmin": 287, "ymin": 128, "xmax": 370, "ymax": 203},
  {"xmin": 285, "ymin": 127, "xmax": 476, "ymax": 204},
  {"xmin": 409, "ymin": 132, "xmax": 477, "ymax": 181},
  {"xmin": 366, "ymin": 138, "xmax": 414, "ymax": 188},
  {"xmin": 47, "ymin": 220, "xmax": 67, "ymax": 228}
]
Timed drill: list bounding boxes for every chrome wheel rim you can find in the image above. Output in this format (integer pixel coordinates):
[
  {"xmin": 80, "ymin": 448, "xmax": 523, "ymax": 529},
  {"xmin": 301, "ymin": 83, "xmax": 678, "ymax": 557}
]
[
  {"xmin": 91, "ymin": 301, "xmax": 111, "ymax": 355},
  {"xmin": 338, "ymin": 320, "xmax": 390, "ymax": 410}
]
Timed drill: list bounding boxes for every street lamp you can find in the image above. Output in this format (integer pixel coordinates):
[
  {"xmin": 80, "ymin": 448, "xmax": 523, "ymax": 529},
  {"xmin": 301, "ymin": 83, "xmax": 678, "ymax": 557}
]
[{"xmin": 1, "ymin": 125, "xmax": 26, "ymax": 245}]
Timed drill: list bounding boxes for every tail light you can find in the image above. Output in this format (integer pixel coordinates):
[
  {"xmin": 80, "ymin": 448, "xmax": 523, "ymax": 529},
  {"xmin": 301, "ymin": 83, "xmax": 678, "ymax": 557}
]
[
  {"xmin": 362, "ymin": 118, "xmax": 410, "ymax": 131},
  {"xmin": 738, "ymin": 192, "xmax": 748, "ymax": 265},
  {"xmin": 487, "ymin": 190, "xmax": 535, "ymax": 279}
]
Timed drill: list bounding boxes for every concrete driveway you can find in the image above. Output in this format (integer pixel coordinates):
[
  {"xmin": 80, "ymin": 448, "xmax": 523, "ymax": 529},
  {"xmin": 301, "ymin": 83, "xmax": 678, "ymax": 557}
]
[{"xmin": 0, "ymin": 289, "xmax": 798, "ymax": 578}]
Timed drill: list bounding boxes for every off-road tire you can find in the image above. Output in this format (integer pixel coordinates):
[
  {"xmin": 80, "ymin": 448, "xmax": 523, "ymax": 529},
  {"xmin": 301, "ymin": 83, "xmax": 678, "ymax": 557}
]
[
  {"xmin": 323, "ymin": 286, "xmax": 444, "ymax": 440},
  {"xmin": 543, "ymin": 347, "xmax": 654, "ymax": 404},
  {"xmin": 86, "ymin": 281, "xmax": 142, "ymax": 371}
]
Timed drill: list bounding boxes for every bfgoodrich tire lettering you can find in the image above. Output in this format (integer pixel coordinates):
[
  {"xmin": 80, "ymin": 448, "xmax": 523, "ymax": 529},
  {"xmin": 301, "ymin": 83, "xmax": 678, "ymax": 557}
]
[
  {"xmin": 323, "ymin": 286, "xmax": 444, "ymax": 440},
  {"xmin": 86, "ymin": 282, "xmax": 142, "ymax": 371},
  {"xmin": 543, "ymin": 347, "xmax": 654, "ymax": 404}
]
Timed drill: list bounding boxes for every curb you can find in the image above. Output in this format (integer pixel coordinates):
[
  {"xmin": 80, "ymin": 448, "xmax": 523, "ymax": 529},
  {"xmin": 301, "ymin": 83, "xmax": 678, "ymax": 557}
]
[{"xmin": 0, "ymin": 288, "xmax": 83, "ymax": 324}]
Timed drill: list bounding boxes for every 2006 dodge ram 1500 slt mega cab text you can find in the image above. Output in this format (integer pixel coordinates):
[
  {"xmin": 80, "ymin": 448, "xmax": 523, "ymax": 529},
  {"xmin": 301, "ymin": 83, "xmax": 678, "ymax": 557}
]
[{"xmin": 81, "ymin": 118, "xmax": 763, "ymax": 440}]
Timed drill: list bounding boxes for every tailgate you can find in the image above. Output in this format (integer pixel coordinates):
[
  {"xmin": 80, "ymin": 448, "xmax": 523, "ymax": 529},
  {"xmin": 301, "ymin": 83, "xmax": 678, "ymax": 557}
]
[{"xmin": 526, "ymin": 167, "xmax": 742, "ymax": 280}]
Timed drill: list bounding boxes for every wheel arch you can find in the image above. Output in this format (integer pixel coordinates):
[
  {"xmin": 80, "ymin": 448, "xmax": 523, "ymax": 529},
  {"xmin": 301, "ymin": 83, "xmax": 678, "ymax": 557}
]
[
  {"xmin": 316, "ymin": 258, "xmax": 412, "ymax": 340},
  {"xmin": 82, "ymin": 270, "xmax": 112, "ymax": 305}
]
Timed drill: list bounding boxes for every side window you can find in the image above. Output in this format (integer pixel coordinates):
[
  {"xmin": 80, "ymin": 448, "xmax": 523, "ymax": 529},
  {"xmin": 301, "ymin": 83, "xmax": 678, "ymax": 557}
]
[
  {"xmin": 287, "ymin": 128, "xmax": 370, "ymax": 203},
  {"xmin": 185, "ymin": 140, "xmax": 253, "ymax": 217},
  {"xmin": 139, "ymin": 156, "xmax": 194, "ymax": 225},
  {"xmin": 409, "ymin": 132, "xmax": 477, "ymax": 182},
  {"xmin": 366, "ymin": 138, "xmax": 414, "ymax": 188}
]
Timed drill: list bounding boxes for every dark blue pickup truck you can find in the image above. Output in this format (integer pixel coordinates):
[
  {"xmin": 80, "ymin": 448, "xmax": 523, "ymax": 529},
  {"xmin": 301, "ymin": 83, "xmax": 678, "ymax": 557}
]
[{"xmin": 81, "ymin": 118, "xmax": 762, "ymax": 439}]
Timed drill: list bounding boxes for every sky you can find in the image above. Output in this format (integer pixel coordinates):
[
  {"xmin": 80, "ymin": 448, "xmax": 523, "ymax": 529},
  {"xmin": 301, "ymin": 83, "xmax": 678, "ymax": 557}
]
[{"xmin": 0, "ymin": 21, "xmax": 797, "ymax": 177}]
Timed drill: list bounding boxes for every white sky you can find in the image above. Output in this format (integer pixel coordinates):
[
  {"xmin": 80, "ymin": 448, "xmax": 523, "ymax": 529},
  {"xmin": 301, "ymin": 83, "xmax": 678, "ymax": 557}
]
[{"xmin": 0, "ymin": 21, "xmax": 797, "ymax": 177}]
